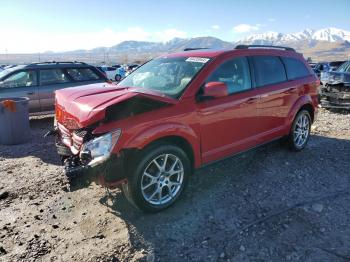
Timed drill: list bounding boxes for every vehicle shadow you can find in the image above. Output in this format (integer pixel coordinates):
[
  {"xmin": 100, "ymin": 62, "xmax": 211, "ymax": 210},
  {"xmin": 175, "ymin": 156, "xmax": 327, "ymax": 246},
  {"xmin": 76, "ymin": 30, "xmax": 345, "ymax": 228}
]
[
  {"xmin": 0, "ymin": 116, "xmax": 61, "ymax": 165},
  {"xmin": 98, "ymin": 134, "xmax": 350, "ymax": 260}
]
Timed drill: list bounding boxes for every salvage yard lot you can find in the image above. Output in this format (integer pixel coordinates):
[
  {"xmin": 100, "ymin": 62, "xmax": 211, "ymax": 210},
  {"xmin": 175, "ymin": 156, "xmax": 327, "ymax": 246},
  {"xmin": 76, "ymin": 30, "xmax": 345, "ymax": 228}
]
[{"xmin": 0, "ymin": 108, "xmax": 349, "ymax": 261}]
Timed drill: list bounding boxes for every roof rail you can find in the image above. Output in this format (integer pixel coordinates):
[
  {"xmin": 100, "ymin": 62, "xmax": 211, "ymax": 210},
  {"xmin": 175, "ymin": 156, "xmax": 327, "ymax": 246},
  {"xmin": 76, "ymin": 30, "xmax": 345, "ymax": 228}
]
[
  {"xmin": 183, "ymin": 48, "xmax": 209, "ymax": 51},
  {"xmin": 28, "ymin": 61, "xmax": 87, "ymax": 66},
  {"xmin": 235, "ymin": 45, "xmax": 295, "ymax": 52}
]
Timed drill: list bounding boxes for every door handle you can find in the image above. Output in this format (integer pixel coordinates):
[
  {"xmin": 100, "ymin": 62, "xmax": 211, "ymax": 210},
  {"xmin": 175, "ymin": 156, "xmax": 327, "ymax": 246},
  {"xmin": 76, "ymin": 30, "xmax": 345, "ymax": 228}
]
[{"xmin": 246, "ymin": 96, "xmax": 259, "ymax": 104}]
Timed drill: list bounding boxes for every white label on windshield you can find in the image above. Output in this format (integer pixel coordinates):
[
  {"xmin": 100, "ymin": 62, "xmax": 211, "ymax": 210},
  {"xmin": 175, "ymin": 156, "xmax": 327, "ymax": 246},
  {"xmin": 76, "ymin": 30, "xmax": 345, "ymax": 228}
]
[{"xmin": 186, "ymin": 57, "xmax": 210, "ymax": 63}]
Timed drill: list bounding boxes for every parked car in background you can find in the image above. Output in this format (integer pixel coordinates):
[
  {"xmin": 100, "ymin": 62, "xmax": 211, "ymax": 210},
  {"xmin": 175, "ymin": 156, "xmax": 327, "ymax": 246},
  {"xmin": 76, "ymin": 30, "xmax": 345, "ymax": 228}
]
[
  {"xmin": 0, "ymin": 61, "xmax": 107, "ymax": 114},
  {"xmin": 97, "ymin": 65, "xmax": 126, "ymax": 81},
  {"xmin": 313, "ymin": 61, "xmax": 345, "ymax": 79},
  {"xmin": 54, "ymin": 45, "xmax": 319, "ymax": 212},
  {"xmin": 308, "ymin": 62, "xmax": 317, "ymax": 70},
  {"xmin": 319, "ymin": 60, "xmax": 350, "ymax": 109}
]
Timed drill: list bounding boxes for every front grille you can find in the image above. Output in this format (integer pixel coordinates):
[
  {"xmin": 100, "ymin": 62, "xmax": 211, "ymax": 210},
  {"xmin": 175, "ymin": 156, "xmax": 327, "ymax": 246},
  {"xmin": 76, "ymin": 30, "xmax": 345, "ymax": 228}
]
[{"xmin": 58, "ymin": 123, "xmax": 93, "ymax": 154}]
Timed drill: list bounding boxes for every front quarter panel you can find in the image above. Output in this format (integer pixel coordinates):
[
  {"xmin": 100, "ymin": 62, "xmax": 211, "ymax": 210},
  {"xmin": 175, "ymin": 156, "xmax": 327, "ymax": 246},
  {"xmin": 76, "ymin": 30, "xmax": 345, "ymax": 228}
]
[{"xmin": 92, "ymin": 99, "xmax": 202, "ymax": 168}]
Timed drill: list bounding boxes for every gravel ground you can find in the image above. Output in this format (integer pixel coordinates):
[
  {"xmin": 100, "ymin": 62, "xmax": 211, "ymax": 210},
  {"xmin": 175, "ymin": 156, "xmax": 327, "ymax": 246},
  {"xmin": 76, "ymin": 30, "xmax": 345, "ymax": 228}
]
[{"xmin": 0, "ymin": 108, "xmax": 349, "ymax": 262}]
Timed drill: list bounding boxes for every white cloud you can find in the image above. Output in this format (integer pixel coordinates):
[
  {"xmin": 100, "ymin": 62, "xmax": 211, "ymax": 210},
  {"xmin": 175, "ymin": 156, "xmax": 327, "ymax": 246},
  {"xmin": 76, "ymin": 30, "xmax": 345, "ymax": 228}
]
[
  {"xmin": 232, "ymin": 24, "xmax": 260, "ymax": 33},
  {"xmin": 154, "ymin": 28, "xmax": 187, "ymax": 42},
  {"xmin": 211, "ymin": 25, "xmax": 220, "ymax": 30},
  {"xmin": 0, "ymin": 27, "xmax": 187, "ymax": 53}
]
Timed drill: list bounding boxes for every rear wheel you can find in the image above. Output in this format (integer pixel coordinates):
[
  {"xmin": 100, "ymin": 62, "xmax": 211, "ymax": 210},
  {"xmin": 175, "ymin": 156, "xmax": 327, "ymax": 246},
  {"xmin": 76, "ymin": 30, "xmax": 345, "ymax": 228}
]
[
  {"xmin": 288, "ymin": 110, "xmax": 311, "ymax": 151},
  {"xmin": 122, "ymin": 144, "xmax": 190, "ymax": 212}
]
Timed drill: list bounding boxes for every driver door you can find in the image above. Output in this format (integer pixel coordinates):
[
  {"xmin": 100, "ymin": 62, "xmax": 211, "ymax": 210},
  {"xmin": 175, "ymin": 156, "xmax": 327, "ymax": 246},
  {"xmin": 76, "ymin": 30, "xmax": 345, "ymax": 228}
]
[
  {"xmin": 196, "ymin": 57, "xmax": 261, "ymax": 164},
  {"xmin": 0, "ymin": 70, "xmax": 40, "ymax": 113}
]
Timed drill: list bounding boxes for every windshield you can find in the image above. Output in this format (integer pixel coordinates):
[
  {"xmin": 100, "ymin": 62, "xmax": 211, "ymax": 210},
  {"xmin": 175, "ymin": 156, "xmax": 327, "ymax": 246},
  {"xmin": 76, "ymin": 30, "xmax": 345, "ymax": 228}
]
[{"xmin": 117, "ymin": 56, "xmax": 210, "ymax": 98}]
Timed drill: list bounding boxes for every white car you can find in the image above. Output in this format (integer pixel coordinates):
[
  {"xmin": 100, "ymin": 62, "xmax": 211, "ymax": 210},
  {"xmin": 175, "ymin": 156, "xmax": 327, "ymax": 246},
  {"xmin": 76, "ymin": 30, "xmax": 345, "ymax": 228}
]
[{"xmin": 98, "ymin": 66, "xmax": 125, "ymax": 81}]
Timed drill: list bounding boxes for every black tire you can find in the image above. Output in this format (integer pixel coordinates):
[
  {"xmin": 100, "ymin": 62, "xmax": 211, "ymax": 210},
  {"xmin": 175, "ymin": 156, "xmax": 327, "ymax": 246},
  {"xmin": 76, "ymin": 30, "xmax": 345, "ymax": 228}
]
[
  {"xmin": 122, "ymin": 144, "xmax": 191, "ymax": 212},
  {"xmin": 288, "ymin": 110, "xmax": 311, "ymax": 151},
  {"xmin": 115, "ymin": 74, "xmax": 122, "ymax": 82}
]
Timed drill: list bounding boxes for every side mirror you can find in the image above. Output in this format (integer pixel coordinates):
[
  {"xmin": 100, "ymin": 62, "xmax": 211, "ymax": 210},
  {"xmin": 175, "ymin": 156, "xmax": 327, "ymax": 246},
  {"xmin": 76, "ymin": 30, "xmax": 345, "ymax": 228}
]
[{"xmin": 203, "ymin": 82, "xmax": 228, "ymax": 98}]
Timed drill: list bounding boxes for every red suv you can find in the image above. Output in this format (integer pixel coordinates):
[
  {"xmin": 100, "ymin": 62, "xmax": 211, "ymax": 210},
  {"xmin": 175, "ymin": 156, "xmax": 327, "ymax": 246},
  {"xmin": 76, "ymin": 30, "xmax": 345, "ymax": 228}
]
[{"xmin": 54, "ymin": 45, "xmax": 319, "ymax": 212}]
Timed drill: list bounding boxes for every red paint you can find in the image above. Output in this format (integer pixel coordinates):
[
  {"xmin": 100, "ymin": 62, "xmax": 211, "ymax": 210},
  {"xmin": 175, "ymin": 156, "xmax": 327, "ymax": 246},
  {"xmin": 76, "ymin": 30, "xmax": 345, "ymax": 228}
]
[{"xmin": 56, "ymin": 48, "xmax": 319, "ymax": 173}]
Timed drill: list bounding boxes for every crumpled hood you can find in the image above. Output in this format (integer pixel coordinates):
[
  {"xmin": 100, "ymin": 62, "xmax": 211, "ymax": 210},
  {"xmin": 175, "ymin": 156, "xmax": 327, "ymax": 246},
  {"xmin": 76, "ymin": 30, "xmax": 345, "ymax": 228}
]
[{"xmin": 55, "ymin": 82, "xmax": 176, "ymax": 128}]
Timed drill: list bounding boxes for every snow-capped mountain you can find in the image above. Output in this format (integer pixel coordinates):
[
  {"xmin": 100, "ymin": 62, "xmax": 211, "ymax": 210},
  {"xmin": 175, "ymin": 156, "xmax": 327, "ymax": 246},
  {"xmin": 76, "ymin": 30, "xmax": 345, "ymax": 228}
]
[{"xmin": 237, "ymin": 27, "xmax": 350, "ymax": 45}]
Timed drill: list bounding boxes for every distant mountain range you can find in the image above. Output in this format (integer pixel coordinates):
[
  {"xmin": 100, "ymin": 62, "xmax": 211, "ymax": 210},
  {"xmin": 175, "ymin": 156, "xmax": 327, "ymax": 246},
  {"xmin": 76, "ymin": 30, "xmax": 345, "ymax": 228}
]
[
  {"xmin": 2, "ymin": 28, "xmax": 349, "ymax": 64},
  {"xmin": 81, "ymin": 27, "xmax": 350, "ymax": 61}
]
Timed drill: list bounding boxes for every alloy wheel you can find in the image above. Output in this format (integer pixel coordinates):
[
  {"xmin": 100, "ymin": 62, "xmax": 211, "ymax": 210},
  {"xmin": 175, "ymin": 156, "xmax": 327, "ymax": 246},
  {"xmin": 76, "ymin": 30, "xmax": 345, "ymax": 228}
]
[
  {"xmin": 293, "ymin": 113, "xmax": 310, "ymax": 147},
  {"xmin": 141, "ymin": 153, "xmax": 184, "ymax": 205}
]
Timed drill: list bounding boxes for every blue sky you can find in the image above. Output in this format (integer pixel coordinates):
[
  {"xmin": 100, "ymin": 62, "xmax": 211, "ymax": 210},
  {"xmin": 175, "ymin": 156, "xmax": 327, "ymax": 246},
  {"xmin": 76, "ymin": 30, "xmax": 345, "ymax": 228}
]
[{"xmin": 1, "ymin": 0, "xmax": 349, "ymax": 53}]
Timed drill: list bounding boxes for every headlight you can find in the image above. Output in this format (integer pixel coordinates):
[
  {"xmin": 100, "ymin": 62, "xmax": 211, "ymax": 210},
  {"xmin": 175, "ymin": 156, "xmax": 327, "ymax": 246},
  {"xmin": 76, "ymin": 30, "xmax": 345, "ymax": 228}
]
[{"xmin": 80, "ymin": 129, "xmax": 121, "ymax": 167}]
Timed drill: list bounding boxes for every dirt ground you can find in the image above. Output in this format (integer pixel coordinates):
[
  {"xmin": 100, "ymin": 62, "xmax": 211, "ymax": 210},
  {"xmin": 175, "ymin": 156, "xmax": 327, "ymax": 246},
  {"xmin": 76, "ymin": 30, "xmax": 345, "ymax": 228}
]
[{"xmin": 0, "ymin": 108, "xmax": 349, "ymax": 262}]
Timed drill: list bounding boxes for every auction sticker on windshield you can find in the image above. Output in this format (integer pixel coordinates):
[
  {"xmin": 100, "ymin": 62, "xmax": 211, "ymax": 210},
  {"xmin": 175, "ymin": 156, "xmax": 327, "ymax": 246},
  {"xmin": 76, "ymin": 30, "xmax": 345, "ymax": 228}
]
[{"xmin": 186, "ymin": 57, "xmax": 210, "ymax": 63}]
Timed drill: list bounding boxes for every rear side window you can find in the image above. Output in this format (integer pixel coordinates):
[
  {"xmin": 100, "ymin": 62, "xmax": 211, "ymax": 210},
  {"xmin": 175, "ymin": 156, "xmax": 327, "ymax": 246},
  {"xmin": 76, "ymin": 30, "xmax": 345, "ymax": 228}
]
[
  {"xmin": 251, "ymin": 56, "xmax": 287, "ymax": 87},
  {"xmin": 0, "ymin": 70, "xmax": 37, "ymax": 88},
  {"xmin": 40, "ymin": 69, "xmax": 70, "ymax": 85},
  {"xmin": 67, "ymin": 68, "xmax": 100, "ymax": 81},
  {"xmin": 282, "ymin": 57, "xmax": 310, "ymax": 80},
  {"xmin": 206, "ymin": 57, "xmax": 251, "ymax": 95}
]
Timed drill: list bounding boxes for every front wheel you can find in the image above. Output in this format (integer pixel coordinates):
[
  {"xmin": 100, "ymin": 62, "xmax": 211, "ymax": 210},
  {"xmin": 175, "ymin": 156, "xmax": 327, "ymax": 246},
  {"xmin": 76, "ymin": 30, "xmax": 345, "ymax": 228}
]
[
  {"xmin": 288, "ymin": 110, "xmax": 311, "ymax": 151},
  {"xmin": 122, "ymin": 144, "xmax": 191, "ymax": 212}
]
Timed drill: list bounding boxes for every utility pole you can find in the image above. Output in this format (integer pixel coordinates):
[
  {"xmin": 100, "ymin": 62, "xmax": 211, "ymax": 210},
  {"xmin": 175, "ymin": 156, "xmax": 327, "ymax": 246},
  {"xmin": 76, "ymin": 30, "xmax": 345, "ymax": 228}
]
[{"xmin": 5, "ymin": 48, "xmax": 8, "ymax": 64}]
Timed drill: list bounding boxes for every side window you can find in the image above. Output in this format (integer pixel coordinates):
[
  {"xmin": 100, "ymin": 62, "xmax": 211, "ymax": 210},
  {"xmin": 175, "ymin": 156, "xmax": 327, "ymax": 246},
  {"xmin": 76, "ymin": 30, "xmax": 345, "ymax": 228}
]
[
  {"xmin": 0, "ymin": 70, "xmax": 37, "ymax": 88},
  {"xmin": 206, "ymin": 57, "xmax": 251, "ymax": 95},
  {"xmin": 252, "ymin": 56, "xmax": 287, "ymax": 87},
  {"xmin": 67, "ymin": 68, "xmax": 100, "ymax": 81},
  {"xmin": 40, "ymin": 69, "xmax": 70, "ymax": 85},
  {"xmin": 282, "ymin": 57, "xmax": 310, "ymax": 80}
]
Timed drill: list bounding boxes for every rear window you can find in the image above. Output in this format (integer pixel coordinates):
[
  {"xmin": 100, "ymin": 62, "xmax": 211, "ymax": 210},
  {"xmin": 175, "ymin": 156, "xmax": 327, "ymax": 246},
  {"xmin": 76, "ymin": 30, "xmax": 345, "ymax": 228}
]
[
  {"xmin": 251, "ymin": 56, "xmax": 287, "ymax": 87},
  {"xmin": 40, "ymin": 69, "xmax": 70, "ymax": 85},
  {"xmin": 282, "ymin": 57, "xmax": 310, "ymax": 80},
  {"xmin": 66, "ymin": 68, "xmax": 100, "ymax": 81}
]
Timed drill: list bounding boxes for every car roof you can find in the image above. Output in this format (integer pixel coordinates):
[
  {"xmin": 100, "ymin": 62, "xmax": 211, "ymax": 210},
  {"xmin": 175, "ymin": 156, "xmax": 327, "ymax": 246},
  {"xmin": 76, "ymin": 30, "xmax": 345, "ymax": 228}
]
[
  {"xmin": 163, "ymin": 48, "xmax": 301, "ymax": 59},
  {"xmin": 8, "ymin": 62, "xmax": 94, "ymax": 71}
]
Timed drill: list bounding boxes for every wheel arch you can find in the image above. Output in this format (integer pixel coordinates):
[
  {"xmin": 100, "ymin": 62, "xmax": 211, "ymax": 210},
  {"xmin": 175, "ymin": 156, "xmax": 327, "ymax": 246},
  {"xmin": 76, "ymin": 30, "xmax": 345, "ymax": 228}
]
[
  {"xmin": 285, "ymin": 95, "xmax": 315, "ymax": 133},
  {"xmin": 119, "ymin": 123, "xmax": 201, "ymax": 170}
]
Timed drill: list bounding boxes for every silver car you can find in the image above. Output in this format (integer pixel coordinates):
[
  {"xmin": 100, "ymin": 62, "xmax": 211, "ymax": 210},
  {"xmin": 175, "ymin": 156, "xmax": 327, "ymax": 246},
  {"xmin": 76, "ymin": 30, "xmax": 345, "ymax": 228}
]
[{"xmin": 0, "ymin": 62, "xmax": 108, "ymax": 114}]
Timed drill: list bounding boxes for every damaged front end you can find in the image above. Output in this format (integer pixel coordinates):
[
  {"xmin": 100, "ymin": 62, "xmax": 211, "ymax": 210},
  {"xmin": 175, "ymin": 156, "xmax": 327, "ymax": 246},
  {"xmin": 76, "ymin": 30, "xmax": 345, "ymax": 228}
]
[
  {"xmin": 56, "ymin": 124, "xmax": 127, "ymax": 189},
  {"xmin": 53, "ymin": 84, "xmax": 174, "ymax": 189},
  {"xmin": 319, "ymin": 72, "xmax": 350, "ymax": 109}
]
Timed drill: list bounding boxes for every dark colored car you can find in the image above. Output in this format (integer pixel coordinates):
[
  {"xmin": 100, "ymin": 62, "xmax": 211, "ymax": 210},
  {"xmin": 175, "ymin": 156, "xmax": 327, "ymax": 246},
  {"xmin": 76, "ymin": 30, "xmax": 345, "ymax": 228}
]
[
  {"xmin": 54, "ymin": 45, "xmax": 319, "ymax": 212},
  {"xmin": 313, "ymin": 61, "xmax": 345, "ymax": 78},
  {"xmin": 0, "ymin": 62, "xmax": 108, "ymax": 114},
  {"xmin": 319, "ymin": 60, "xmax": 350, "ymax": 109}
]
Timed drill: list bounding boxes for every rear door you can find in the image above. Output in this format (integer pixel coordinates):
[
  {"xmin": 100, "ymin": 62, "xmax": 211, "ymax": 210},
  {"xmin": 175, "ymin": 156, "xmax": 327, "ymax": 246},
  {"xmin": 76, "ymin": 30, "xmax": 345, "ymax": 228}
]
[
  {"xmin": 0, "ymin": 70, "xmax": 40, "ymax": 113},
  {"xmin": 197, "ymin": 56, "xmax": 261, "ymax": 164},
  {"xmin": 250, "ymin": 55, "xmax": 299, "ymax": 143},
  {"xmin": 38, "ymin": 68, "xmax": 74, "ymax": 112}
]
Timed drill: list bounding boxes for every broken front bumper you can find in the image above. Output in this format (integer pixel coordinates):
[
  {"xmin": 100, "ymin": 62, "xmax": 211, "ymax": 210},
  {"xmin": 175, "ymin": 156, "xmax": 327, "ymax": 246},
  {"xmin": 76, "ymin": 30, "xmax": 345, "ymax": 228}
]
[
  {"xmin": 54, "ymin": 124, "xmax": 128, "ymax": 188},
  {"xmin": 319, "ymin": 86, "xmax": 350, "ymax": 109},
  {"xmin": 61, "ymin": 150, "xmax": 128, "ymax": 188}
]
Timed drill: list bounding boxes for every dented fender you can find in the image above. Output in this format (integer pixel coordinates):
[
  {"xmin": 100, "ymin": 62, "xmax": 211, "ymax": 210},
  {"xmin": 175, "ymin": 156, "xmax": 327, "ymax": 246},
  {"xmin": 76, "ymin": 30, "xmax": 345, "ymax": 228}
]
[{"xmin": 107, "ymin": 122, "xmax": 202, "ymax": 168}]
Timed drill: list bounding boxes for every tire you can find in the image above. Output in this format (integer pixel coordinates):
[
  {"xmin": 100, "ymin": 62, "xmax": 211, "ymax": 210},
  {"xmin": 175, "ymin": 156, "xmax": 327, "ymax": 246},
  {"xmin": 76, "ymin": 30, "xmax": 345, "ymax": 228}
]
[
  {"xmin": 288, "ymin": 110, "xmax": 311, "ymax": 151},
  {"xmin": 122, "ymin": 144, "xmax": 191, "ymax": 212},
  {"xmin": 115, "ymin": 74, "xmax": 122, "ymax": 82}
]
